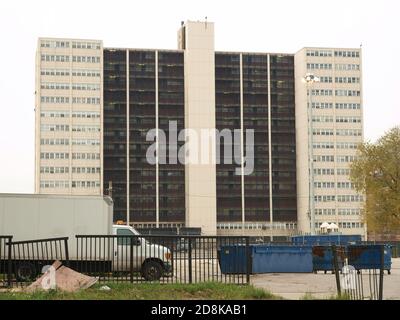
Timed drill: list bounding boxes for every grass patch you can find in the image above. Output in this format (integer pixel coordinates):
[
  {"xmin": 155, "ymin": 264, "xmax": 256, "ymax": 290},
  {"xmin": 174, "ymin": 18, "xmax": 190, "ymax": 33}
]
[{"xmin": 0, "ymin": 282, "xmax": 279, "ymax": 300}]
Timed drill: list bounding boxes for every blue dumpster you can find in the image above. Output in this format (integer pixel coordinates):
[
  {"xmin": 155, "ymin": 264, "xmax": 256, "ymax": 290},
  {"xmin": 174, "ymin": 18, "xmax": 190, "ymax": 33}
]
[
  {"xmin": 347, "ymin": 244, "xmax": 392, "ymax": 272},
  {"xmin": 218, "ymin": 245, "xmax": 251, "ymax": 274},
  {"xmin": 292, "ymin": 235, "xmax": 361, "ymax": 246},
  {"xmin": 252, "ymin": 245, "xmax": 313, "ymax": 273},
  {"xmin": 312, "ymin": 245, "xmax": 346, "ymax": 272}
]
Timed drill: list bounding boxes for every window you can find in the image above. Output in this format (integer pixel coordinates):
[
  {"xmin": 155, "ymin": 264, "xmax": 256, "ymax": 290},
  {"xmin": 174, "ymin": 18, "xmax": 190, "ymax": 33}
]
[
  {"xmin": 41, "ymin": 55, "xmax": 70, "ymax": 62},
  {"xmin": 336, "ymin": 116, "xmax": 361, "ymax": 123},
  {"xmin": 116, "ymin": 228, "xmax": 136, "ymax": 246},
  {"xmin": 335, "ymin": 90, "xmax": 360, "ymax": 97},
  {"xmin": 306, "ymin": 50, "xmax": 333, "ymax": 57},
  {"xmin": 307, "ymin": 63, "xmax": 332, "ymax": 70},
  {"xmin": 312, "ymin": 116, "xmax": 333, "ymax": 123}
]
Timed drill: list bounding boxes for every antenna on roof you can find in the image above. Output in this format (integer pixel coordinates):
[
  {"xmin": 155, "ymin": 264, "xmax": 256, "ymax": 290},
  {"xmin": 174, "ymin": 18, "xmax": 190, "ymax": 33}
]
[{"xmin": 205, "ymin": 16, "xmax": 208, "ymax": 29}]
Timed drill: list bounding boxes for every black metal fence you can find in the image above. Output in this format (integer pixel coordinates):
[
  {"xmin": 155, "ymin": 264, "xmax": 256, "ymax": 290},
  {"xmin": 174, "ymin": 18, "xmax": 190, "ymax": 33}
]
[
  {"xmin": 74, "ymin": 235, "xmax": 251, "ymax": 284},
  {"xmin": 332, "ymin": 244, "xmax": 385, "ymax": 300},
  {"xmin": 0, "ymin": 237, "xmax": 69, "ymax": 286}
]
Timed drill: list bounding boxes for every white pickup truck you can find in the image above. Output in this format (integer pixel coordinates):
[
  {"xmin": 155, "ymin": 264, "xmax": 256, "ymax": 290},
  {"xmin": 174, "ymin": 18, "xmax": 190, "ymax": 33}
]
[{"xmin": 0, "ymin": 193, "xmax": 171, "ymax": 281}]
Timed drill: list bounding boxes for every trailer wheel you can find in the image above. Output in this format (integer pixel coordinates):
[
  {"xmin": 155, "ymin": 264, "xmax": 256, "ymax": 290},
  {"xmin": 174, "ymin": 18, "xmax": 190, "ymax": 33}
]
[
  {"xmin": 16, "ymin": 262, "xmax": 37, "ymax": 282},
  {"xmin": 142, "ymin": 260, "xmax": 163, "ymax": 281}
]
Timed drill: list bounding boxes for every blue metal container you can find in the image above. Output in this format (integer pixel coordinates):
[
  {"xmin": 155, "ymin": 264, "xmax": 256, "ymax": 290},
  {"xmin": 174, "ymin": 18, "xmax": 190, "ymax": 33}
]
[
  {"xmin": 252, "ymin": 245, "xmax": 313, "ymax": 273},
  {"xmin": 218, "ymin": 245, "xmax": 251, "ymax": 274},
  {"xmin": 291, "ymin": 235, "xmax": 361, "ymax": 246},
  {"xmin": 312, "ymin": 245, "xmax": 346, "ymax": 272},
  {"xmin": 347, "ymin": 244, "xmax": 392, "ymax": 272}
]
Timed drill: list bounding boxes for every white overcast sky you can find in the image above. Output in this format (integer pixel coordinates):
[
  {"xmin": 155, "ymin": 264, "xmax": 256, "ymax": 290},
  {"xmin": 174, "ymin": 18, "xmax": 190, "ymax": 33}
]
[{"xmin": 0, "ymin": 0, "xmax": 399, "ymax": 193}]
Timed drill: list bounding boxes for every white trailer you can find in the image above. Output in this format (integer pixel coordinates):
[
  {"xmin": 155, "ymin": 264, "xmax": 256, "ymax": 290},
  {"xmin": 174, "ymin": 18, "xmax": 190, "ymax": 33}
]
[{"xmin": 0, "ymin": 194, "xmax": 171, "ymax": 281}]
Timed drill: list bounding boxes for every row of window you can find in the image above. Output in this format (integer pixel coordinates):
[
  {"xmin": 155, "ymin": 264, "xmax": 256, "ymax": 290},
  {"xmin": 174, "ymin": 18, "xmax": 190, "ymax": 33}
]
[
  {"xmin": 313, "ymin": 142, "xmax": 359, "ymax": 150},
  {"xmin": 310, "ymin": 89, "xmax": 361, "ymax": 97},
  {"xmin": 72, "ymin": 181, "xmax": 101, "ymax": 188},
  {"xmin": 311, "ymin": 102, "xmax": 361, "ymax": 110},
  {"xmin": 40, "ymin": 166, "xmax": 69, "ymax": 174},
  {"xmin": 40, "ymin": 138, "xmax": 69, "ymax": 145},
  {"xmin": 307, "ymin": 63, "xmax": 332, "ymax": 70},
  {"xmin": 336, "ymin": 116, "xmax": 361, "ymax": 123},
  {"xmin": 72, "ymin": 139, "xmax": 100, "ymax": 146},
  {"xmin": 72, "ymin": 56, "xmax": 100, "ymax": 63},
  {"xmin": 41, "ymin": 96, "xmax": 69, "ymax": 104},
  {"xmin": 338, "ymin": 222, "xmax": 364, "ymax": 229},
  {"xmin": 72, "ymin": 41, "xmax": 101, "ymax": 50},
  {"xmin": 40, "ymin": 111, "xmax": 69, "ymax": 118},
  {"xmin": 40, "ymin": 40, "xmax": 70, "ymax": 48},
  {"xmin": 40, "ymin": 152, "xmax": 69, "ymax": 159},
  {"xmin": 41, "ymin": 124, "xmax": 69, "ymax": 132},
  {"xmin": 40, "ymin": 55, "xmax": 100, "ymax": 63},
  {"xmin": 335, "ymin": 77, "xmax": 360, "ymax": 83},
  {"xmin": 314, "ymin": 168, "xmax": 351, "ymax": 175},
  {"xmin": 41, "ymin": 83, "xmax": 100, "ymax": 91},
  {"xmin": 335, "ymin": 64, "xmax": 360, "ymax": 71},
  {"xmin": 40, "ymin": 139, "xmax": 100, "ymax": 146},
  {"xmin": 307, "ymin": 63, "xmax": 360, "ymax": 71},
  {"xmin": 314, "ymin": 182, "xmax": 356, "ymax": 189},
  {"xmin": 313, "ymin": 129, "xmax": 362, "ymax": 136},
  {"xmin": 314, "ymin": 195, "xmax": 364, "ymax": 202},
  {"xmin": 316, "ymin": 208, "xmax": 362, "ymax": 216},
  {"xmin": 335, "ymin": 90, "xmax": 361, "ymax": 97},
  {"xmin": 40, "ymin": 111, "xmax": 100, "ymax": 119},
  {"xmin": 72, "ymin": 97, "xmax": 101, "ymax": 105},
  {"xmin": 306, "ymin": 50, "xmax": 333, "ymax": 57},
  {"xmin": 72, "ymin": 153, "xmax": 100, "ymax": 160},
  {"xmin": 334, "ymin": 50, "xmax": 360, "ymax": 58},
  {"xmin": 40, "ymin": 180, "xmax": 69, "ymax": 188},
  {"xmin": 41, "ymin": 166, "xmax": 101, "ymax": 174},
  {"xmin": 40, "ymin": 69, "xmax": 101, "ymax": 77},
  {"xmin": 314, "ymin": 155, "xmax": 358, "ymax": 163},
  {"xmin": 72, "ymin": 125, "xmax": 101, "ymax": 132},
  {"xmin": 337, "ymin": 155, "xmax": 358, "ymax": 162},
  {"xmin": 72, "ymin": 167, "xmax": 101, "ymax": 174},
  {"xmin": 41, "ymin": 69, "xmax": 70, "ymax": 76},
  {"xmin": 72, "ymin": 83, "xmax": 100, "ymax": 91}
]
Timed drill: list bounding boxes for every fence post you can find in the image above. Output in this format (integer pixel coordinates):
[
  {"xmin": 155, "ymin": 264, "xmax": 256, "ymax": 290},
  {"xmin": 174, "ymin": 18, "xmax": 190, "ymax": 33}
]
[
  {"xmin": 332, "ymin": 245, "xmax": 341, "ymax": 296},
  {"xmin": 188, "ymin": 238, "xmax": 192, "ymax": 284},
  {"xmin": 379, "ymin": 244, "xmax": 384, "ymax": 300},
  {"xmin": 7, "ymin": 237, "xmax": 12, "ymax": 288},
  {"xmin": 130, "ymin": 237, "xmax": 134, "ymax": 283},
  {"xmin": 64, "ymin": 238, "xmax": 70, "ymax": 267},
  {"xmin": 246, "ymin": 237, "xmax": 251, "ymax": 284}
]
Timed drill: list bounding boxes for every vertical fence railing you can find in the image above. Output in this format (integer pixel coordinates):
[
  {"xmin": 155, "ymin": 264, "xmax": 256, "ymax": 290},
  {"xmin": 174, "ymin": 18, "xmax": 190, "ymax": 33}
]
[
  {"xmin": 75, "ymin": 235, "xmax": 251, "ymax": 284},
  {"xmin": 332, "ymin": 244, "xmax": 385, "ymax": 300},
  {"xmin": 5, "ymin": 237, "xmax": 69, "ymax": 287},
  {"xmin": 0, "ymin": 236, "xmax": 13, "ymax": 287}
]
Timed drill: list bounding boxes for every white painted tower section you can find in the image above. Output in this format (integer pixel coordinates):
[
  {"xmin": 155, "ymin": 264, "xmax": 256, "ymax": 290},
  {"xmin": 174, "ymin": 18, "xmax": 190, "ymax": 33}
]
[{"xmin": 178, "ymin": 21, "xmax": 217, "ymax": 235}]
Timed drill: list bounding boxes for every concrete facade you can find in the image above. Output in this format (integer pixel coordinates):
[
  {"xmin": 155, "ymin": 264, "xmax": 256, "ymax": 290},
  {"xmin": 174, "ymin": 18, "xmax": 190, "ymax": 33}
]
[
  {"xmin": 35, "ymin": 38, "xmax": 103, "ymax": 195},
  {"xmin": 295, "ymin": 47, "xmax": 365, "ymax": 236}
]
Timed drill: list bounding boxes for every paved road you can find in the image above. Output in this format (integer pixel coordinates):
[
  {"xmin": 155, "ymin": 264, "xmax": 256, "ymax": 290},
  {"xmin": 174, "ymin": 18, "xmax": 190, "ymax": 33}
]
[{"xmin": 251, "ymin": 258, "xmax": 400, "ymax": 300}]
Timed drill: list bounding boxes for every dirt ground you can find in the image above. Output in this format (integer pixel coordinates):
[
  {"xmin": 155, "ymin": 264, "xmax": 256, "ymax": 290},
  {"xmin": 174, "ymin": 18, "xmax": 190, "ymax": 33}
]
[{"xmin": 251, "ymin": 258, "xmax": 400, "ymax": 300}]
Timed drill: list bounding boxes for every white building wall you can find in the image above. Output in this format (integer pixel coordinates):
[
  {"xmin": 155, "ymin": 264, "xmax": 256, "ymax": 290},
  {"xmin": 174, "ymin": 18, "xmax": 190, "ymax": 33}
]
[
  {"xmin": 178, "ymin": 21, "xmax": 217, "ymax": 235},
  {"xmin": 295, "ymin": 47, "xmax": 365, "ymax": 236},
  {"xmin": 35, "ymin": 38, "xmax": 103, "ymax": 195}
]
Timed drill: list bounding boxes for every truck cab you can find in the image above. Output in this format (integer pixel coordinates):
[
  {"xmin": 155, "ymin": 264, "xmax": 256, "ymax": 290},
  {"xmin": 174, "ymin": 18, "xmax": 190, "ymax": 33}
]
[{"xmin": 111, "ymin": 225, "xmax": 172, "ymax": 281}]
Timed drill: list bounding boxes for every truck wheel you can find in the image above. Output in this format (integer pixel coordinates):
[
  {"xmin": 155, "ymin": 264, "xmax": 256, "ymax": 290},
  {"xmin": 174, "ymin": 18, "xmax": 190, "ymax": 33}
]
[
  {"xmin": 16, "ymin": 262, "xmax": 37, "ymax": 282},
  {"xmin": 142, "ymin": 260, "xmax": 163, "ymax": 281}
]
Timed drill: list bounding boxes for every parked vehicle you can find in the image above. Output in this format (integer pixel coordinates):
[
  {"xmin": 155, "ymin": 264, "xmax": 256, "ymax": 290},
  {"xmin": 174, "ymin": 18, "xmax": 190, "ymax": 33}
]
[{"xmin": 0, "ymin": 193, "xmax": 171, "ymax": 281}]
